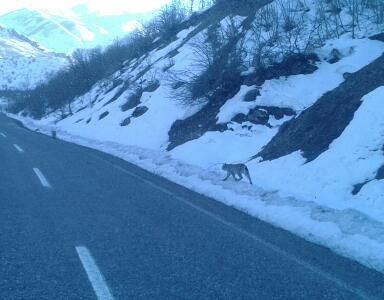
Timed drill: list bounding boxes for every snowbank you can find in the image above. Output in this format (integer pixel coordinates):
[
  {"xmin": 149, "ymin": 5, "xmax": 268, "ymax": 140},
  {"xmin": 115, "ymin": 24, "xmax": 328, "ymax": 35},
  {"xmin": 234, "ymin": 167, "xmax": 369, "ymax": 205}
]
[
  {"xmin": 249, "ymin": 87, "xmax": 384, "ymax": 220},
  {"xmin": 9, "ymin": 105, "xmax": 384, "ymax": 274},
  {"xmin": 257, "ymin": 37, "xmax": 384, "ymax": 111}
]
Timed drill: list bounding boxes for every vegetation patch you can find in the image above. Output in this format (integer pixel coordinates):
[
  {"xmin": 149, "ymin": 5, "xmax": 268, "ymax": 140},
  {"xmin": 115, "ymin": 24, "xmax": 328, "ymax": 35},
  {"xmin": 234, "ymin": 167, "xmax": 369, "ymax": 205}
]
[
  {"xmin": 243, "ymin": 89, "xmax": 261, "ymax": 102},
  {"xmin": 99, "ymin": 111, "xmax": 109, "ymax": 120},
  {"xmin": 120, "ymin": 117, "xmax": 131, "ymax": 127},
  {"xmin": 143, "ymin": 80, "xmax": 160, "ymax": 93},
  {"xmin": 132, "ymin": 106, "xmax": 149, "ymax": 118},
  {"xmin": 257, "ymin": 54, "xmax": 384, "ymax": 162},
  {"xmin": 121, "ymin": 87, "xmax": 143, "ymax": 112},
  {"xmin": 168, "ymin": 51, "xmax": 316, "ymax": 150},
  {"xmin": 232, "ymin": 106, "xmax": 296, "ymax": 126},
  {"xmin": 75, "ymin": 106, "xmax": 87, "ymax": 113},
  {"xmin": 102, "ymin": 82, "xmax": 129, "ymax": 107},
  {"xmin": 369, "ymin": 33, "xmax": 384, "ymax": 42}
]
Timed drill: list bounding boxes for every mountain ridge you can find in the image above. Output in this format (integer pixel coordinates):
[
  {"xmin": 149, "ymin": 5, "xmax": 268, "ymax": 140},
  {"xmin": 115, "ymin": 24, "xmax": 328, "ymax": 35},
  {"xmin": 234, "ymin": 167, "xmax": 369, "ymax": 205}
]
[
  {"xmin": 0, "ymin": 6, "xmax": 149, "ymax": 53},
  {"xmin": 0, "ymin": 25, "xmax": 68, "ymax": 90}
]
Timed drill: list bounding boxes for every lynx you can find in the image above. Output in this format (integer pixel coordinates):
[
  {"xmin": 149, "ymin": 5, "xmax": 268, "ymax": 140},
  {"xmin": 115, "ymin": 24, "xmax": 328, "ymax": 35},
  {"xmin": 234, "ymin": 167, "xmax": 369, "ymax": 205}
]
[{"xmin": 222, "ymin": 163, "xmax": 253, "ymax": 184}]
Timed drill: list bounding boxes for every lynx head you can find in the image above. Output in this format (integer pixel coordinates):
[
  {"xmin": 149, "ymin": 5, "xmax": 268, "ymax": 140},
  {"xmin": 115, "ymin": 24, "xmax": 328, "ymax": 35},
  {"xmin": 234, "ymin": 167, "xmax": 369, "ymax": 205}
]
[{"xmin": 222, "ymin": 163, "xmax": 229, "ymax": 171}]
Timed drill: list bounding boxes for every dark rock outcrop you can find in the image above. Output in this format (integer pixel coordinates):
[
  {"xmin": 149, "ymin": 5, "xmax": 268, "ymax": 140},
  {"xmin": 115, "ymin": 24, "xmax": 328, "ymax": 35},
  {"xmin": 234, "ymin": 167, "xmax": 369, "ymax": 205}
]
[
  {"xmin": 167, "ymin": 96, "xmax": 229, "ymax": 150},
  {"xmin": 168, "ymin": 53, "xmax": 317, "ymax": 151},
  {"xmin": 99, "ymin": 111, "xmax": 109, "ymax": 120},
  {"xmin": 120, "ymin": 117, "xmax": 131, "ymax": 127},
  {"xmin": 132, "ymin": 106, "xmax": 148, "ymax": 118},
  {"xmin": 121, "ymin": 88, "xmax": 143, "ymax": 112},
  {"xmin": 243, "ymin": 53, "xmax": 319, "ymax": 86},
  {"xmin": 102, "ymin": 82, "xmax": 130, "ymax": 107},
  {"xmin": 376, "ymin": 164, "xmax": 384, "ymax": 180},
  {"xmin": 369, "ymin": 33, "xmax": 384, "ymax": 42},
  {"xmin": 352, "ymin": 163, "xmax": 384, "ymax": 195},
  {"xmin": 327, "ymin": 48, "xmax": 343, "ymax": 64},
  {"xmin": 257, "ymin": 54, "xmax": 384, "ymax": 162},
  {"xmin": 243, "ymin": 89, "xmax": 261, "ymax": 102},
  {"xmin": 232, "ymin": 106, "xmax": 296, "ymax": 126}
]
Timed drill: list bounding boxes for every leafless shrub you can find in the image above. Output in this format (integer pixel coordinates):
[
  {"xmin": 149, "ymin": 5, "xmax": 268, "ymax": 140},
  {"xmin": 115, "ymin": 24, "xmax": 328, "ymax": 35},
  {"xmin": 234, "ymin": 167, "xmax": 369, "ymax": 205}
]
[
  {"xmin": 250, "ymin": 3, "xmax": 280, "ymax": 68},
  {"xmin": 168, "ymin": 18, "xmax": 246, "ymax": 105},
  {"xmin": 144, "ymin": 0, "xmax": 188, "ymax": 39}
]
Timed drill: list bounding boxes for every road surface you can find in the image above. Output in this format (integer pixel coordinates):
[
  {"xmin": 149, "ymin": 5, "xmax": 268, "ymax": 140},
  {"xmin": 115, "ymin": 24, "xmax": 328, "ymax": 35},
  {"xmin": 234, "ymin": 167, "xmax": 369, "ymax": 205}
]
[{"xmin": 1, "ymin": 113, "xmax": 384, "ymax": 300}]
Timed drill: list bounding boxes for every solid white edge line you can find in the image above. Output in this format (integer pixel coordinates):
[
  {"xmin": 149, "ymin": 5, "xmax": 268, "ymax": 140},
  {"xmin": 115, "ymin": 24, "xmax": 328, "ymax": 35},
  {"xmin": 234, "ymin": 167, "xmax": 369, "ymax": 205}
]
[
  {"xmin": 109, "ymin": 162, "xmax": 376, "ymax": 300},
  {"xmin": 33, "ymin": 168, "xmax": 52, "ymax": 188},
  {"xmin": 76, "ymin": 246, "xmax": 114, "ymax": 300},
  {"xmin": 13, "ymin": 144, "xmax": 24, "ymax": 153}
]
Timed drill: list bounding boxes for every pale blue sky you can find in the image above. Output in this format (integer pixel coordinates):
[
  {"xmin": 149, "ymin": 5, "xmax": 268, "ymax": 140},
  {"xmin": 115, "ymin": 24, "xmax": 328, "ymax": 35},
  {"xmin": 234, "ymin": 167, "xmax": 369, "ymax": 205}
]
[{"xmin": 0, "ymin": 0, "xmax": 171, "ymax": 15}]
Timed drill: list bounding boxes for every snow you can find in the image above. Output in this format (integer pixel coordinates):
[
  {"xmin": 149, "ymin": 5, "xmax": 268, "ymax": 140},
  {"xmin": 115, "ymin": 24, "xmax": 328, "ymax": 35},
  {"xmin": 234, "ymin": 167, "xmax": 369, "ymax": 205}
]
[
  {"xmin": 249, "ymin": 87, "xmax": 384, "ymax": 221},
  {"xmin": 8, "ymin": 0, "xmax": 384, "ymax": 275},
  {"xmin": 217, "ymin": 85, "xmax": 259, "ymax": 124},
  {"xmin": 172, "ymin": 122, "xmax": 278, "ymax": 168},
  {"xmin": 0, "ymin": 7, "xmax": 145, "ymax": 54},
  {"xmin": 10, "ymin": 86, "xmax": 384, "ymax": 273},
  {"xmin": 0, "ymin": 27, "xmax": 68, "ymax": 90},
  {"xmin": 257, "ymin": 37, "xmax": 384, "ymax": 111},
  {"xmin": 9, "ymin": 105, "xmax": 384, "ymax": 273},
  {"xmin": 49, "ymin": 84, "xmax": 186, "ymax": 150}
]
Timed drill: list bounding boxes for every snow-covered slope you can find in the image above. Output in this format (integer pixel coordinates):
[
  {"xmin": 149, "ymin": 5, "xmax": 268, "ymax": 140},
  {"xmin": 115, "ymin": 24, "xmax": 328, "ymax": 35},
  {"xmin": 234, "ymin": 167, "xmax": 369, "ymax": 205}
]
[
  {"xmin": 0, "ymin": 26, "xmax": 67, "ymax": 90},
  {"xmin": 11, "ymin": 0, "xmax": 384, "ymax": 272},
  {"xmin": 0, "ymin": 5, "xmax": 147, "ymax": 54}
]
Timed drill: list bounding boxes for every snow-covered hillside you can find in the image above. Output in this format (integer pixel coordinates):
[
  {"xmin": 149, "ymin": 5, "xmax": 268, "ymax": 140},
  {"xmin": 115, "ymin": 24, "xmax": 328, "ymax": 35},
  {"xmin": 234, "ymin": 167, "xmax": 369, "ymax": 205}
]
[
  {"xmin": 0, "ymin": 5, "xmax": 147, "ymax": 54},
  {"xmin": 10, "ymin": 0, "xmax": 384, "ymax": 272},
  {"xmin": 0, "ymin": 26, "xmax": 67, "ymax": 90}
]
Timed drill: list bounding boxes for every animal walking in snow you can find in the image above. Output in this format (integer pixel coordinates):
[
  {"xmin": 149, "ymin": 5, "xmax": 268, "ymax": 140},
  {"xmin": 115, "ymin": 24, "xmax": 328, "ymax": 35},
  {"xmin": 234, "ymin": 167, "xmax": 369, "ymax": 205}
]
[{"xmin": 222, "ymin": 163, "xmax": 253, "ymax": 184}]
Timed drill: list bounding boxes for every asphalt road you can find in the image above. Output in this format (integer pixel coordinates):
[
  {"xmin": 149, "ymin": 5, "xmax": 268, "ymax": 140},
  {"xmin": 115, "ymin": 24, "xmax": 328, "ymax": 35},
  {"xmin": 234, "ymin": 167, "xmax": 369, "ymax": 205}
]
[{"xmin": 1, "ymin": 113, "xmax": 384, "ymax": 300}]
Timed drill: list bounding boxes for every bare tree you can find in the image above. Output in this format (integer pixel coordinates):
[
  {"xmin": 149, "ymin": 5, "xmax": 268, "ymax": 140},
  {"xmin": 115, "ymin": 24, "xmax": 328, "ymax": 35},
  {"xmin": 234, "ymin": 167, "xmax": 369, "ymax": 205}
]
[{"xmin": 250, "ymin": 3, "xmax": 280, "ymax": 68}]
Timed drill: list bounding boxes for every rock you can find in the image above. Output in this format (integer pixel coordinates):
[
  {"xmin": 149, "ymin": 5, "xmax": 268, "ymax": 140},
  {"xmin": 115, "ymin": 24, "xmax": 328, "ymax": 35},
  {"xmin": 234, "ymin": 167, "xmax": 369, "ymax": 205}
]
[
  {"xmin": 327, "ymin": 48, "xmax": 342, "ymax": 64},
  {"xmin": 257, "ymin": 54, "xmax": 384, "ymax": 162},
  {"xmin": 369, "ymin": 33, "xmax": 384, "ymax": 42},
  {"xmin": 243, "ymin": 89, "xmax": 260, "ymax": 102},
  {"xmin": 120, "ymin": 117, "xmax": 131, "ymax": 127},
  {"xmin": 99, "ymin": 111, "xmax": 109, "ymax": 120},
  {"xmin": 243, "ymin": 53, "xmax": 319, "ymax": 86},
  {"xmin": 167, "ymin": 54, "xmax": 311, "ymax": 151},
  {"xmin": 343, "ymin": 72, "xmax": 352, "ymax": 79},
  {"xmin": 143, "ymin": 80, "xmax": 160, "ymax": 93},
  {"xmin": 232, "ymin": 106, "xmax": 296, "ymax": 126},
  {"xmin": 376, "ymin": 164, "xmax": 384, "ymax": 180},
  {"xmin": 132, "ymin": 106, "xmax": 148, "ymax": 118},
  {"xmin": 121, "ymin": 88, "xmax": 143, "ymax": 112}
]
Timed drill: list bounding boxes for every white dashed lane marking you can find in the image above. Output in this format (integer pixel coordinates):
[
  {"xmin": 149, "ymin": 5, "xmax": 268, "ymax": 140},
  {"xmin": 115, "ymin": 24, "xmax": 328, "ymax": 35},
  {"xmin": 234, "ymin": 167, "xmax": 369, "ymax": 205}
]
[
  {"xmin": 76, "ymin": 246, "xmax": 114, "ymax": 300},
  {"xmin": 13, "ymin": 144, "xmax": 24, "ymax": 153},
  {"xmin": 0, "ymin": 132, "xmax": 6, "ymax": 138},
  {"xmin": 33, "ymin": 168, "xmax": 52, "ymax": 189}
]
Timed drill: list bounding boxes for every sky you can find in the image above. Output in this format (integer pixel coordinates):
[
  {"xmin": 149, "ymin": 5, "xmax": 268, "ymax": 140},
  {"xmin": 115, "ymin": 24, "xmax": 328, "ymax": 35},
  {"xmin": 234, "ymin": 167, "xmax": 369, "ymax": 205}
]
[{"xmin": 0, "ymin": 0, "xmax": 171, "ymax": 15}]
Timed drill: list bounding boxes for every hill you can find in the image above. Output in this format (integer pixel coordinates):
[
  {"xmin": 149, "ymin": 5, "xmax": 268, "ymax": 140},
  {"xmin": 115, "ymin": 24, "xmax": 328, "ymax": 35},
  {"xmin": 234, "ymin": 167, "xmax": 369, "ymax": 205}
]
[
  {"xmin": 0, "ymin": 26, "xmax": 67, "ymax": 90},
  {"xmin": 8, "ymin": 0, "xmax": 384, "ymax": 272},
  {"xmin": 0, "ymin": 5, "xmax": 148, "ymax": 54}
]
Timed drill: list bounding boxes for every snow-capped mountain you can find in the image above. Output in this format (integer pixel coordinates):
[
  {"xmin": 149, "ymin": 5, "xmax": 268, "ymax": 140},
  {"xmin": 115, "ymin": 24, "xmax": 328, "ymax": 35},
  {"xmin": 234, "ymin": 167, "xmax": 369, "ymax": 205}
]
[
  {"xmin": 0, "ymin": 26, "xmax": 67, "ymax": 90},
  {"xmin": 0, "ymin": 5, "xmax": 148, "ymax": 54}
]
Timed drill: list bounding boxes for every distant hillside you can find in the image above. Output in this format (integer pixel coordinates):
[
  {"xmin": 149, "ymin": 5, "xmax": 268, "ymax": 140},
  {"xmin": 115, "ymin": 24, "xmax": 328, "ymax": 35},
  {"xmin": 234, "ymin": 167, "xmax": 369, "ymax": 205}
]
[
  {"xmin": 0, "ymin": 26, "xmax": 67, "ymax": 90},
  {"xmin": 0, "ymin": 5, "xmax": 149, "ymax": 54}
]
